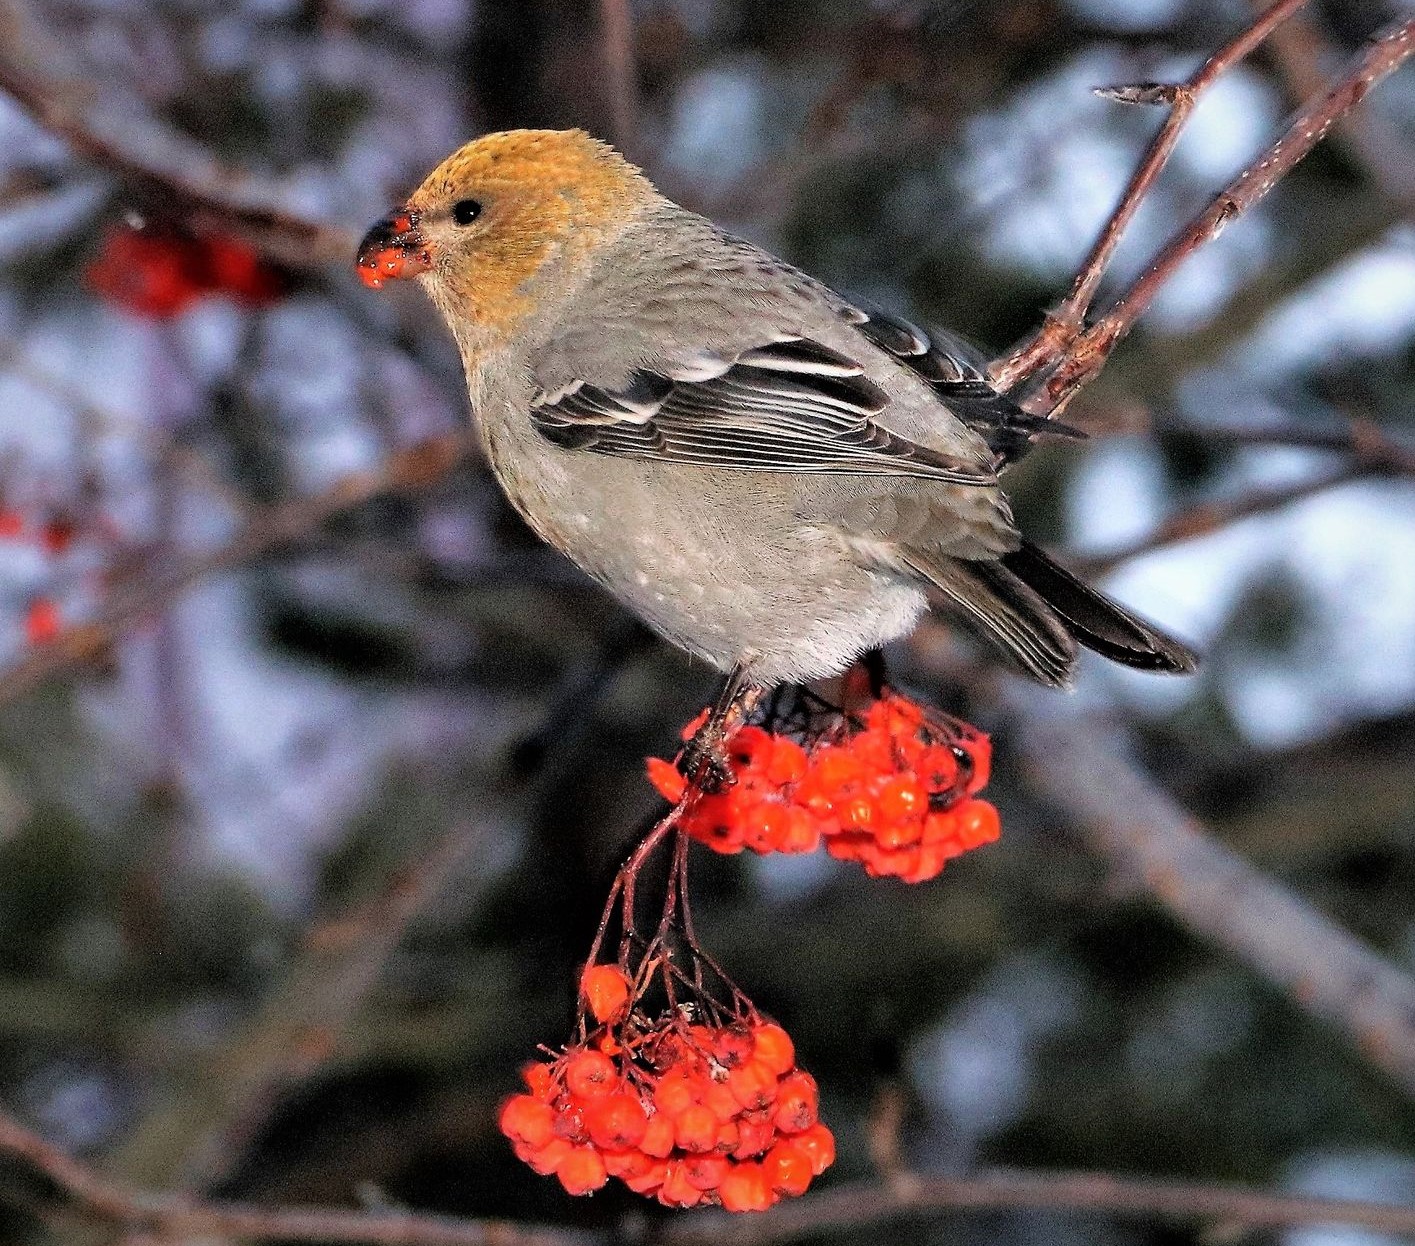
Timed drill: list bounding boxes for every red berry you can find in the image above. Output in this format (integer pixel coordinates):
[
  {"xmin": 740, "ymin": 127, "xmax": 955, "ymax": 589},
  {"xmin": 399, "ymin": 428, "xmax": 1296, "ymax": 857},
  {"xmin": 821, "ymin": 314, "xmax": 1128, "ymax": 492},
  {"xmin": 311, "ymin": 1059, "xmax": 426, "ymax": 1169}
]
[
  {"xmin": 563, "ymin": 1049, "xmax": 616, "ymax": 1099},
  {"xmin": 498, "ymin": 1094, "xmax": 555, "ymax": 1148},
  {"xmin": 765, "ymin": 737, "xmax": 809, "ymax": 785},
  {"xmin": 955, "ymin": 799, "xmax": 1001, "ymax": 848},
  {"xmin": 674, "ymin": 1103, "xmax": 720, "ymax": 1152},
  {"xmin": 762, "ymin": 1139, "xmax": 814, "ymax": 1196},
  {"xmin": 557, "ymin": 1145, "xmax": 608, "ymax": 1195},
  {"xmin": 751, "ymin": 1023, "xmax": 795, "ymax": 1076},
  {"xmin": 658, "ymin": 1160, "xmax": 705, "ymax": 1208},
  {"xmin": 580, "ymin": 963, "xmax": 632, "ymax": 1023},
  {"xmin": 794, "ymin": 1123, "xmax": 836, "ymax": 1175},
  {"xmin": 584, "ymin": 1091, "xmax": 648, "ymax": 1150},
  {"xmin": 718, "ymin": 1161, "xmax": 776, "ymax": 1212},
  {"xmin": 727, "ymin": 1060, "xmax": 778, "ymax": 1111},
  {"xmin": 523, "ymin": 1135, "xmax": 572, "ymax": 1175},
  {"xmin": 24, "ymin": 599, "xmax": 60, "ymax": 645},
  {"xmin": 733, "ymin": 1114, "xmax": 776, "ymax": 1159},
  {"xmin": 683, "ymin": 1152, "xmax": 730, "ymax": 1191},
  {"xmin": 646, "ymin": 755, "xmax": 688, "ymax": 803},
  {"xmin": 772, "ymin": 1072, "xmax": 818, "ymax": 1133},
  {"xmin": 640, "ymin": 1111, "xmax": 676, "ymax": 1158},
  {"xmin": 622, "ymin": 1155, "xmax": 670, "ymax": 1194}
]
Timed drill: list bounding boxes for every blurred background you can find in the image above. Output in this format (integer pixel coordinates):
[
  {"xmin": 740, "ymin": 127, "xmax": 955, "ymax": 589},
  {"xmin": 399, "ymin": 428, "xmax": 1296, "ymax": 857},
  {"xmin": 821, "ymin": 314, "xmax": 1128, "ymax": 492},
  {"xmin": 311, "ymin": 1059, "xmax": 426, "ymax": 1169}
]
[{"xmin": 0, "ymin": 0, "xmax": 1413, "ymax": 1242}]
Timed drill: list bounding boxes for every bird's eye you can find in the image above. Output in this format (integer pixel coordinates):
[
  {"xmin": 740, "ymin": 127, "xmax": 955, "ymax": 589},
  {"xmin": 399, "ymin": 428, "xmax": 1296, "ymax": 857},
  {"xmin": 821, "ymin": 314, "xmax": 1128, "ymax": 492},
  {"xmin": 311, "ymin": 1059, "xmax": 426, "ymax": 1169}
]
[{"xmin": 452, "ymin": 199, "xmax": 483, "ymax": 226}]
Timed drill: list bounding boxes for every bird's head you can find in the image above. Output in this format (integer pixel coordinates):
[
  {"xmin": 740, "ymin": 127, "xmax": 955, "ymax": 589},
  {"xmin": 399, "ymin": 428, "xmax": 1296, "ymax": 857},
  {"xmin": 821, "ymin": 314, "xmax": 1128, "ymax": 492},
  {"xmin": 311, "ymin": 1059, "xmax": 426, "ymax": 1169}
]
[{"xmin": 357, "ymin": 129, "xmax": 655, "ymax": 340}]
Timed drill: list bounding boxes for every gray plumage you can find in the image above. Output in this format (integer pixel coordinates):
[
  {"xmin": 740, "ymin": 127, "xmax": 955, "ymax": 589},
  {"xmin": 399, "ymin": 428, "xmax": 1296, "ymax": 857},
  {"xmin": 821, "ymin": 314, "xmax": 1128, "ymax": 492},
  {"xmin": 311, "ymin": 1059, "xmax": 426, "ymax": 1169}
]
[{"xmin": 370, "ymin": 130, "xmax": 1197, "ymax": 689}]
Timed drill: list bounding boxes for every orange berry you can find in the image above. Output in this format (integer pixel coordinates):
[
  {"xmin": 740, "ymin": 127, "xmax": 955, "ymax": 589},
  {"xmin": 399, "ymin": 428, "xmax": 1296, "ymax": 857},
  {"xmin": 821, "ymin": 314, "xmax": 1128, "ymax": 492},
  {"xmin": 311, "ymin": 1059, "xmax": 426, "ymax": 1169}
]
[
  {"xmin": 640, "ymin": 1111, "xmax": 676, "ymax": 1158},
  {"xmin": 702, "ymin": 1077, "xmax": 742, "ymax": 1123},
  {"xmin": 653, "ymin": 1069, "xmax": 699, "ymax": 1118},
  {"xmin": 772, "ymin": 1072, "xmax": 818, "ymax": 1133},
  {"xmin": 679, "ymin": 708, "xmax": 711, "ymax": 742},
  {"xmin": 498, "ymin": 1094, "xmax": 555, "ymax": 1148},
  {"xmin": 622, "ymin": 1155, "xmax": 670, "ymax": 1194},
  {"xmin": 645, "ymin": 755, "xmax": 688, "ymax": 803},
  {"xmin": 955, "ymin": 799, "xmax": 1001, "ymax": 848},
  {"xmin": 762, "ymin": 1139, "xmax": 814, "ymax": 1196},
  {"xmin": 964, "ymin": 737, "xmax": 992, "ymax": 794},
  {"xmin": 839, "ymin": 795, "xmax": 877, "ymax": 830},
  {"xmin": 557, "ymin": 1145, "xmax": 608, "ymax": 1195},
  {"xmin": 900, "ymin": 842, "xmax": 949, "ymax": 883},
  {"xmin": 522, "ymin": 1061, "xmax": 555, "ymax": 1099},
  {"xmin": 727, "ymin": 1060, "xmax": 778, "ymax": 1111},
  {"xmin": 794, "ymin": 1123, "xmax": 836, "ymax": 1175},
  {"xmin": 563, "ymin": 1049, "xmax": 617, "ymax": 1099},
  {"xmin": 24, "ymin": 598, "xmax": 60, "ymax": 646},
  {"xmin": 765, "ymin": 737, "xmax": 809, "ymax": 785},
  {"xmin": 878, "ymin": 774, "xmax": 927, "ymax": 820},
  {"xmin": 751, "ymin": 1023, "xmax": 795, "ymax": 1076},
  {"xmin": 683, "ymin": 1152, "xmax": 730, "ymax": 1191},
  {"xmin": 657, "ymin": 1160, "xmax": 705, "ymax": 1208},
  {"xmin": 580, "ymin": 963, "xmax": 632, "ymax": 1024},
  {"xmin": 522, "ymin": 1135, "xmax": 573, "ymax": 1175},
  {"xmin": 779, "ymin": 805, "xmax": 822, "ymax": 853},
  {"xmin": 718, "ymin": 1161, "xmax": 776, "ymax": 1212},
  {"xmin": 675, "ymin": 1103, "xmax": 720, "ymax": 1152},
  {"xmin": 712, "ymin": 1025, "xmax": 755, "ymax": 1068},
  {"xmin": 584, "ymin": 1091, "xmax": 648, "ymax": 1150},
  {"xmin": 733, "ymin": 1113, "xmax": 776, "ymax": 1159},
  {"xmin": 716, "ymin": 1118, "xmax": 741, "ymax": 1152}
]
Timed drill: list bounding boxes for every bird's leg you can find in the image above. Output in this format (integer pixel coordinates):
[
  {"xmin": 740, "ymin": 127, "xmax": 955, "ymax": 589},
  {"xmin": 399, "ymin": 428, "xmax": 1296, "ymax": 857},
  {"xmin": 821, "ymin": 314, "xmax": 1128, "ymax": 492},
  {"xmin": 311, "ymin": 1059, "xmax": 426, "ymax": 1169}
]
[{"xmin": 678, "ymin": 661, "xmax": 761, "ymax": 793}]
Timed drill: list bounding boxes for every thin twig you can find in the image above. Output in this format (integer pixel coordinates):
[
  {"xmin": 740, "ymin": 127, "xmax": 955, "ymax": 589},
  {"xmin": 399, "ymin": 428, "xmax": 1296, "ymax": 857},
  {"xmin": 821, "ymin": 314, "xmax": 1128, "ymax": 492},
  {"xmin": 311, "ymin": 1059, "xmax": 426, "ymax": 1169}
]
[
  {"xmin": 662, "ymin": 1170, "xmax": 1415, "ymax": 1244},
  {"xmin": 1035, "ymin": 15, "xmax": 1415, "ymax": 411},
  {"xmin": 0, "ymin": 430, "xmax": 477, "ymax": 709},
  {"xmin": 0, "ymin": 0, "xmax": 353, "ymax": 267},
  {"xmin": 1072, "ymin": 461, "xmax": 1367, "ymax": 578},
  {"xmin": 1014, "ymin": 709, "xmax": 1415, "ymax": 1097},
  {"xmin": 599, "ymin": 0, "xmax": 638, "ymax": 156},
  {"xmin": 108, "ymin": 822, "xmax": 488, "ymax": 1192},
  {"xmin": 990, "ymin": 0, "xmax": 1312, "ymax": 391}
]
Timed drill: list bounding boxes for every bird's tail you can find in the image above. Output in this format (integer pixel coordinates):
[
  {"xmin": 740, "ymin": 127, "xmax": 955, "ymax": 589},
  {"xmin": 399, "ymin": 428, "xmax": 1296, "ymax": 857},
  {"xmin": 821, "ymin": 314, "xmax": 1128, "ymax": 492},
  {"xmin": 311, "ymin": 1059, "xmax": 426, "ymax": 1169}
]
[{"xmin": 902, "ymin": 539, "xmax": 1198, "ymax": 687}]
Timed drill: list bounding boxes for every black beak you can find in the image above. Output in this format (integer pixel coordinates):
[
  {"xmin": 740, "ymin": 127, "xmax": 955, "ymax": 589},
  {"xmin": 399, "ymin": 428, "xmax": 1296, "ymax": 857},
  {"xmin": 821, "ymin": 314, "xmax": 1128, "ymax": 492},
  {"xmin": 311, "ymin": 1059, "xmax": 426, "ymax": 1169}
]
[{"xmin": 356, "ymin": 208, "xmax": 432, "ymax": 288}]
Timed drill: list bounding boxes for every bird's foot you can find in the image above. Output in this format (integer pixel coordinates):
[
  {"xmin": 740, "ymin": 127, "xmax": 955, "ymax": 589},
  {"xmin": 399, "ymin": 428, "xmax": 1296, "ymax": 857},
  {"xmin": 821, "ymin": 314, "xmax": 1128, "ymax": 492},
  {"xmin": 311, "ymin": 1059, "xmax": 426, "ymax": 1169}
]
[{"xmin": 676, "ymin": 725, "xmax": 736, "ymax": 794}]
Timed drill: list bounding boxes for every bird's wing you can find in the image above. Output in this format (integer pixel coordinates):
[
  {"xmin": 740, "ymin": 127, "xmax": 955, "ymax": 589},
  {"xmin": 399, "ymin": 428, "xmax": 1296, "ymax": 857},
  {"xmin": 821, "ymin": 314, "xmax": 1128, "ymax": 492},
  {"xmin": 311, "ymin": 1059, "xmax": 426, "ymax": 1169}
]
[
  {"xmin": 529, "ymin": 336, "xmax": 996, "ymax": 486},
  {"xmin": 843, "ymin": 300, "xmax": 1084, "ymax": 465}
]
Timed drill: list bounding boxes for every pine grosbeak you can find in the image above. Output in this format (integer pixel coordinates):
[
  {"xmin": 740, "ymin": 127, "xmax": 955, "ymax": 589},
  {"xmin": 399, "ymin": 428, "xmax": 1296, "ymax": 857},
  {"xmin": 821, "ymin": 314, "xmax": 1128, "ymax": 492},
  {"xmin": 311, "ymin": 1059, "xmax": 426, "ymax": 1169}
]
[{"xmin": 357, "ymin": 129, "xmax": 1196, "ymax": 689}]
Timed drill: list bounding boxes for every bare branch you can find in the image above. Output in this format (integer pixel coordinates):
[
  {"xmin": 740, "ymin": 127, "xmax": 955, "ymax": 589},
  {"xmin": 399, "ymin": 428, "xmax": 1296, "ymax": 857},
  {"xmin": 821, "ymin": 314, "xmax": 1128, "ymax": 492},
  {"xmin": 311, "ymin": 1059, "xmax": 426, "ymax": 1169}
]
[
  {"xmin": 0, "ymin": 0, "xmax": 354, "ymax": 267},
  {"xmin": 110, "ymin": 822, "xmax": 489, "ymax": 1191},
  {"xmin": 1015, "ymin": 711, "xmax": 1415, "ymax": 1097},
  {"xmin": 0, "ymin": 430, "xmax": 477, "ymax": 709},
  {"xmin": 662, "ymin": 1170, "xmax": 1415, "ymax": 1245},
  {"xmin": 599, "ymin": 0, "xmax": 638, "ymax": 156},
  {"xmin": 1035, "ymin": 15, "xmax": 1415, "ymax": 410},
  {"xmin": 6, "ymin": 1103, "xmax": 1415, "ymax": 1245},
  {"xmin": 990, "ymin": 6, "xmax": 1415, "ymax": 413},
  {"xmin": 1072, "ymin": 462, "xmax": 1365, "ymax": 578},
  {"xmin": 990, "ymin": 0, "xmax": 1312, "ymax": 391}
]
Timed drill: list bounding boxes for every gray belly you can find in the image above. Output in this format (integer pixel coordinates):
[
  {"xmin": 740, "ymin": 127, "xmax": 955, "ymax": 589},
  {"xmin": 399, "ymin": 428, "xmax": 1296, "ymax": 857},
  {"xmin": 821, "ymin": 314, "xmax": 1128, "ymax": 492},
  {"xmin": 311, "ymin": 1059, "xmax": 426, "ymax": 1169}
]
[{"xmin": 482, "ymin": 415, "xmax": 927, "ymax": 685}]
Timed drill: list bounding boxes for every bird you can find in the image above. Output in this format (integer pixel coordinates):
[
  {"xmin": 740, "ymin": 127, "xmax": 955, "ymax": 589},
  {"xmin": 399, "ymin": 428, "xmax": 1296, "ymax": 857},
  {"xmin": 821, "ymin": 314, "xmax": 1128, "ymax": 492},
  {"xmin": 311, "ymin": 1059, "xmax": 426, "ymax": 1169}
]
[{"xmin": 356, "ymin": 128, "xmax": 1196, "ymax": 696}]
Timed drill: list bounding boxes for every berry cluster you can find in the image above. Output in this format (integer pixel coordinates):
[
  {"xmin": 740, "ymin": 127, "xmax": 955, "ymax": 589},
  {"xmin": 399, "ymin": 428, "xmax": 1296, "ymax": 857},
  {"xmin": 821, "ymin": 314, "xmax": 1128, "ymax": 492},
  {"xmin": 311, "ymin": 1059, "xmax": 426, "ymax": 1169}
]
[
  {"xmin": 86, "ymin": 223, "xmax": 286, "ymax": 319},
  {"xmin": 647, "ymin": 691, "xmax": 999, "ymax": 882},
  {"xmin": 0, "ymin": 504, "xmax": 104, "ymax": 647},
  {"xmin": 499, "ymin": 968, "xmax": 833, "ymax": 1211}
]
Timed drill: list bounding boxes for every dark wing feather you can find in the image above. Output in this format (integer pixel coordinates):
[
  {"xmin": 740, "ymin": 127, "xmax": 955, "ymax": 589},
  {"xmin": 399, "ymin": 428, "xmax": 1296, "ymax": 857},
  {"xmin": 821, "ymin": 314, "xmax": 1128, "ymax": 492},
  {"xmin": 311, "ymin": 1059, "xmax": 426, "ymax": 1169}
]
[
  {"xmin": 531, "ymin": 337, "xmax": 995, "ymax": 485},
  {"xmin": 845, "ymin": 301, "xmax": 1084, "ymax": 464}
]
